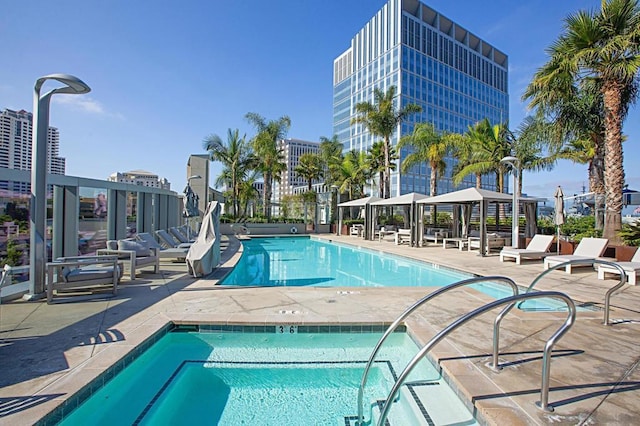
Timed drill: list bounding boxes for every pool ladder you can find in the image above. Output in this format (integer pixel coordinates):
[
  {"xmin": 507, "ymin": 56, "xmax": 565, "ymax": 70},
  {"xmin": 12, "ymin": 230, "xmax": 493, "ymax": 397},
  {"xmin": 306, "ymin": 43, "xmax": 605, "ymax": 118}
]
[{"xmin": 356, "ymin": 275, "xmax": 578, "ymax": 426}]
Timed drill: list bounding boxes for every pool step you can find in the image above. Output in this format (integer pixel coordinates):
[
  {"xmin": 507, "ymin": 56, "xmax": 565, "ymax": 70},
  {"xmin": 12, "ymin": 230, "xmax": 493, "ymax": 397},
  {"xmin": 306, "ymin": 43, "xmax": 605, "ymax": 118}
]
[{"xmin": 346, "ymin": 385, "xmax": 434, "ymax": 426}]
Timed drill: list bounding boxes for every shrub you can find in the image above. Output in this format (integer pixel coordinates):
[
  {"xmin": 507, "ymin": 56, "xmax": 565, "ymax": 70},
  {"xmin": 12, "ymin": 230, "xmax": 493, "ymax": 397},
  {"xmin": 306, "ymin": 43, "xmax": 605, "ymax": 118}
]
[
  {"xmin": 560, "ymin": 216, "xmax": 601, "ymax": 241},
  {"xmin": 619, "ymin": 221, "xmax": 640, "ymax": 246}
]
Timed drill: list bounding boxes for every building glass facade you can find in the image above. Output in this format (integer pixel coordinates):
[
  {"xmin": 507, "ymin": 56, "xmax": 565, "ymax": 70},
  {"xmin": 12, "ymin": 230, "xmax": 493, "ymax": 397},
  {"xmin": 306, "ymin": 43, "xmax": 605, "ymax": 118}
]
[{"xmin": 333, "ymin": 0, "xmax": 509, "ymax": 197}]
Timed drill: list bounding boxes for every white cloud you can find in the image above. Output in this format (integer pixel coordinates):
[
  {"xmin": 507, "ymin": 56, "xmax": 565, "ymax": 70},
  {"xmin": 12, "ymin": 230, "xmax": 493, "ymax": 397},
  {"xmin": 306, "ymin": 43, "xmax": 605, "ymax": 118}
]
[{"xmin": 53, "ymin": 96, "xmax": 124, "ymax": 119}]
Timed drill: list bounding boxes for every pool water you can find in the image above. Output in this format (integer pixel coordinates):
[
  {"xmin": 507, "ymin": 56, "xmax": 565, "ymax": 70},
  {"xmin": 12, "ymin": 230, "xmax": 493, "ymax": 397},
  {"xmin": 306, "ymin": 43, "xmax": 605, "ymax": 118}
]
[
  {"xmin": 59, "ymin": 330, "xmax": 478, "ymax": 425},
  {"xmin": 221, "ymin": 237, "xmax": 593, "ymax": 312},
  {"xmin": 221, "ymin": 236, "xmax": 468, "ymax": 287}
]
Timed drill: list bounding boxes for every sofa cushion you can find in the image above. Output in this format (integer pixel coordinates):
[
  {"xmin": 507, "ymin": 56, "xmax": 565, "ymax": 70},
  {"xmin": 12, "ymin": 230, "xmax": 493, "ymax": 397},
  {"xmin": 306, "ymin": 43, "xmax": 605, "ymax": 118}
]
[
  {"xmin": 106, "ymin": 240, "xmax": 118, "ymax": 250},
  {"xmin": 118, "ymin": 239, "xmax": 151, "ymax": 257}
]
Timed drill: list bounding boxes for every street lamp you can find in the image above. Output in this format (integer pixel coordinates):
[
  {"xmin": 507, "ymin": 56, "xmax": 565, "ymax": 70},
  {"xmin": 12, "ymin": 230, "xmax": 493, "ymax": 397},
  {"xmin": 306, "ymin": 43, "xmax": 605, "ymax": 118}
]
[
  {"xmin": 500, "ymin": 156, "xmax": 520, "ymax": 249},
  {"xmin": 28, "ymin": 74, "xmax": 90, "ymax": 299},
  {"xmin": 331, "ymin": 185, "xmax": 341, "ymax": 236}
]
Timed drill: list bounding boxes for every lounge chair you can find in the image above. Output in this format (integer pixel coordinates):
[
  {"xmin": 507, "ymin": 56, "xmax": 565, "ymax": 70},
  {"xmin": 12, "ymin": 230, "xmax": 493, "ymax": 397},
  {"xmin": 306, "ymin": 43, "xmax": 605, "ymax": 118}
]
[
  {"xmin": 169, "ymin": 226, "xmax": 195, "ymax": 244},
  {"xmin": 136, "ymin": 232, "xmax": 188, "ymax": 261},
  {"xmin": 46, "ymin": 255, "xmax": 122, "ymax": 304},
  {"xmin": 155, "ymin": 229, "xmax": 191, "ymax": 249},
  {"xmin": 394, "ymin": 228, "xmax": 411, "ymax": 245},
  {"xmin": 97, "ymin": 239, "xmax": 160, "ymax": 280},
  {"xmin": 349, "ymin": 224, "xmax": 364, "ymax": 237},
  {"xmin": 500, "ymin": 234, "xmax": 555, "ymax": 264},
  {"xmin": 597, "ymin": 248, "xmax": 640, "ymax": 285},
  {"xmin": 543, "ymin": 237, "xmax": 609, "ymax": 274},
  {"xmin": 423, "ymin": 228, "xmax": 448, "ymax": 245},
  {"xmin": 468, "ymin": 232, "xmax": 510, "ymax": 254}
]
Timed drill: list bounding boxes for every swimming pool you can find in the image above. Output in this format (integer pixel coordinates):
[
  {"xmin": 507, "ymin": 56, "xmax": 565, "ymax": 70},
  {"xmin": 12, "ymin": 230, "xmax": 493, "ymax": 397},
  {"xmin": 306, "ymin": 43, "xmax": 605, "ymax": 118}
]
[
  {"xmin": 57, "ymin": 327, "xmax": 478, "ymax": 425},
  {"xmin": 220, "ymin": 236, "xmax": 592, "ymax": 312},
  {"xmin": 221, "ymin": 236, "xmax": 468, "ymax": 287}
]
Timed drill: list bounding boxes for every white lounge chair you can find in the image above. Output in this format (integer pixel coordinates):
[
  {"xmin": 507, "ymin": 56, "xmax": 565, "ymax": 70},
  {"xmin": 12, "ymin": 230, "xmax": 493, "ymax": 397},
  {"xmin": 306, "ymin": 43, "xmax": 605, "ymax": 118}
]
[
  {"xmin": 394, "ymin": 228, "xmax": 411, "ymax": 245},
  {"xmin": 543, "ymin": 237, "xmax": 609, "ymax": 274},
  {"xmin": 597, "ymin": 249, "xmax": 640, "ymax": 285},
  {"xmin": 500, "ymin": 234, "xmax": 555, "ymax": 264},
  {"xmin": 155, "ymin": 229, "xmax": 191, "ymax": 249},
  {"xmin": 136, "ymin": 232, "xmax": 188, "ymax": 261}
]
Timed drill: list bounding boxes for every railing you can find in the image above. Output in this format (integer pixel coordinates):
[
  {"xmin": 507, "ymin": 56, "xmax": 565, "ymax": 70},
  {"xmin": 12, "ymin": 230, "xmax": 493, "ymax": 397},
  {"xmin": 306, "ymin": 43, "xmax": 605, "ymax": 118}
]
[
  {"xmin": 525, "ymin": 259, "xmax": 627, "ymax": 325},
  {"xmin": 377, "ymin": 291, "xmax": 576, "ymax": 425},
  {"xmin": 356, "ymin": 276, "xmax": 519, "ymax": 425}
]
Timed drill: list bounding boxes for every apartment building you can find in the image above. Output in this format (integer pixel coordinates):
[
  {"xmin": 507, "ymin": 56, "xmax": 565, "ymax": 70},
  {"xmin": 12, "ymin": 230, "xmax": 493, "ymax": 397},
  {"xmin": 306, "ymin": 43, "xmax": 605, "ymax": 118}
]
[
  {"xmin": 333, "ymin": 0, "xmax": 509, "ymax": 196},
  {"xmin": 0, "ymin": 108, "xmax": 65, "ymax": 192}
]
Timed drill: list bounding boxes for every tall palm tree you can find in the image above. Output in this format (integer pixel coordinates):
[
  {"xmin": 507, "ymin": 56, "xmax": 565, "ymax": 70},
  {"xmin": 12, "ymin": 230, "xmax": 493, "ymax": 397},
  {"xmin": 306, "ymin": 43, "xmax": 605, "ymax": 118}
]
[
  {"xmin": 367, "ymin": 141, "xmax": 398, "ymax": 197},
  {"xmin": 453, "ymin": 119, "xmax": 513, "ymax": 193},
  {"xmin": 245, "ymin": 112, "xmax": 291, "ymax": 220},
  {"xmin": 512, "ymin": 115, "xmax": 557, "ymax": 196},
  {"xmin": 203, "ymin": 128, "xmax": 255, "ymax": 218},
  {"xmin": 352, "ymin": 86, "xmax": 422, "ymax": 199},
  {"xmin": 338, "ymin": 150, "xmax": 370, "ymax": 201},
  {"xmin": 526, "ymin": 0, "xmax": 640, "ymax": 242},
  {"xmin": 294, "ymin": 153, "xmax": 324, "ymax": 190},
  {"xmin": 398, "ymin": 123, "xmax": 451, "ymax": 223},
  {"xmin": 319, "ymin": 135, "xmax": 344, "ymax": 187}
]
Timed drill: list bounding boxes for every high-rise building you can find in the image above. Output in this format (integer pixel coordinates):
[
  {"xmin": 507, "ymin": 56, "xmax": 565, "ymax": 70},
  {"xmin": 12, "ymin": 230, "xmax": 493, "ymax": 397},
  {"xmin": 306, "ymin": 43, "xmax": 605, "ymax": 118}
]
[
  {"xmin": 0, "ymin": 108, "xmax": 66, "ymax": 192},
  {"xmin": 266, "ymin": 138, "xmax": 322, "ymax": 216},
  {"xmin": 333, "ymin": 0, "xmax": 509, "ymax": 197},
  {"xmin": 277, "ymin": 138, "xmax": 322, "ymax": 198},
  {"xmin": 107, "ymin": 170, "xmax": 171, "ymax": 190}
]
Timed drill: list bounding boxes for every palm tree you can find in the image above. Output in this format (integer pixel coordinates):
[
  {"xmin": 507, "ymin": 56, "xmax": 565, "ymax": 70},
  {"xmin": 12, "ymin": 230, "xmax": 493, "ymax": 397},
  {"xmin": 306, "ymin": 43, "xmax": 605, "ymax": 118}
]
[
  {"xmin": 295, "ymin": 153, "xmax": 324, "ymax": 190},
  {"xmin": 245, "ymin": 112, "xmax": 291, "ymax": 220},
  {"xmin": 526, "ymin": 0, "xmax": 640, "ymax": 242},
  {"xmin": 203, "ymin": 128, "xmax": 255, "ymax": 218},
  {"xmin": 338, "ymin": 150, "xmax": 370, "ymax": 201},
  {"xmin": 453, "ymin": 119, "xmax": 513, "ymax": 193},
  {"xmin": 398, "ymin": 123, "xmax": 451, "ymax": 223},
  {"xmin": 352, "ymin": 86, "xmax": 422, "ymax": 199},
  {"xmin": 319, "ymin": 135, "xmax": 344, "ymax": 187},
  {"xmin": 367, "ymin": 141, "xmax": 398, "ymax": 197},
  {"xmin": 512, "ymin": 115, "xmax": 557, "ymax": 196}
]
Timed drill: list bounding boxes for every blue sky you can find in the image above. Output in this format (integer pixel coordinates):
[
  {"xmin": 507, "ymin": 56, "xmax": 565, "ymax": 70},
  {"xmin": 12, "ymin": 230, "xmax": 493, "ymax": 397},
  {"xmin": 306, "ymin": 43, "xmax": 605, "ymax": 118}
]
[{"xmin": 1, "ymin": 0, "xmax": 638, "ymax": 202}]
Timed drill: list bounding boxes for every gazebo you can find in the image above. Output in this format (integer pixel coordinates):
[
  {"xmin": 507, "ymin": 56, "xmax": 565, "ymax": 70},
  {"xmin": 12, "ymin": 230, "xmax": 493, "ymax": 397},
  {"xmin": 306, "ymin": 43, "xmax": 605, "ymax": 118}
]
[
  {"xmin": 337, "ymin": 196, "xmax": 381, "ymax": 238},
  {"xmin": 417, "ymin": 187, "xmax": 538, "ymax": 255},
  {"xmin": 370, "ymin": 193, "xmax": 430, "ymax": 246}
]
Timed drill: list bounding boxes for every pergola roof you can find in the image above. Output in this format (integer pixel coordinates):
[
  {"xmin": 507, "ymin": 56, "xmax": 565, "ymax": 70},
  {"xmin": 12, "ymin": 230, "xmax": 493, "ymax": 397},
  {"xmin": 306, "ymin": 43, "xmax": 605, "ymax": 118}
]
[
  {"xmin": 370, "ymin": 192, "xmax": 430, "ymax": 206},
  {"xmin": 337, "ymin": 196, "xmax": 382, "ymax": 207},
  {"xmin": 416, "ymin": 187, "xmax": 537, "ymax": 204}
]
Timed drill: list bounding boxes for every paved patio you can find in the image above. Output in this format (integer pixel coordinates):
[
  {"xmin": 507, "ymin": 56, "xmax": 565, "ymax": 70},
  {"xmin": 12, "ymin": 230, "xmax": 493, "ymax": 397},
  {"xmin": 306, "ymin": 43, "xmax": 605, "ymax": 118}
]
[{"xmin": 1, "ymin": 233, "xmax": 639, "ymax": 425}]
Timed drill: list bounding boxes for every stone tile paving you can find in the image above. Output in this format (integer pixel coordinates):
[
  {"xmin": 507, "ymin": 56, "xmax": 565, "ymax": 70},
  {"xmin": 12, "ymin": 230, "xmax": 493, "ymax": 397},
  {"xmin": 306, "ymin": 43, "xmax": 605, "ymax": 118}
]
[{"xmin": 0, "ymin": 233, "xmax": 639, "ymax": 424}]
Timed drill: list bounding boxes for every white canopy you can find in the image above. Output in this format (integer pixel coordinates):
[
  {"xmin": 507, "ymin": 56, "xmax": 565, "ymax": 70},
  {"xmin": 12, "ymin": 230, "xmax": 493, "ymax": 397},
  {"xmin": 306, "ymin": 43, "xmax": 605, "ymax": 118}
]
[
  {"xmin": 371, "ymin": 192, "xmax": 430, "ymax": 206},
  {"xmin": 338, "ymin": 196, "xmax": 382, "ymax": 207},
  {"xmin": 416, "ymin": 187, "xmax": 537, "ymax": 204}
]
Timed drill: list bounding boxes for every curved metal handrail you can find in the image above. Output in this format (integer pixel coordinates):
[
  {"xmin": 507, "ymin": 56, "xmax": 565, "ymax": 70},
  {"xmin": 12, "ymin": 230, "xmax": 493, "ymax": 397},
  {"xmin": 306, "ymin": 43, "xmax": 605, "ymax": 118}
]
[
  {"xmin": 377, "ymin": 291, "xmax": 576, "ymax": 425},
  {"xmin": 356, "ymin": 276, "xmax": 519, "ymax": 425},
  {"xmin": 525, "ymin": 259, "xmax": 626, "ymax": 325}
]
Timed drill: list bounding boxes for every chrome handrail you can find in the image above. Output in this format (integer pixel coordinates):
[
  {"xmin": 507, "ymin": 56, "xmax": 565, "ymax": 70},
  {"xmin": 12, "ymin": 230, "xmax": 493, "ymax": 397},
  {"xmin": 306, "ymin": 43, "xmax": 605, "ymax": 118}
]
[
  {"xmin": 377, "ymin": 291, "xmax": 576, "ymax": 425},
  {"xmin": 356, "ymin": 276, "xmax": 519, "ymax": 425},
  {"xmin": 524, "ymin": 259, "xmax": 626, "ymax": 325}
]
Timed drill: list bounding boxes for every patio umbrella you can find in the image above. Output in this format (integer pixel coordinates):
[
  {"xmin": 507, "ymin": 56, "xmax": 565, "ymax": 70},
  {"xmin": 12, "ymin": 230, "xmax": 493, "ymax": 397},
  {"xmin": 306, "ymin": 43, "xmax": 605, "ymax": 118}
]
[
  {"xmin": 183, "ymin": 184, "xmax": 200, "ymax": 240},
  {"xmin": 554, "ymin": 186, "xmax": 565, "ymax": 254}
]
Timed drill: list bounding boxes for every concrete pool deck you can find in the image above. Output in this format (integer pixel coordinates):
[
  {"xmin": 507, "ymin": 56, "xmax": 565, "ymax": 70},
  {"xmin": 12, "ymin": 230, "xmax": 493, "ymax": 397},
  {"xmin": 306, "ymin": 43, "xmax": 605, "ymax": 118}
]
[{"xmin": 1, "ymin": 233, "xmax": 639, "ymax": 424}]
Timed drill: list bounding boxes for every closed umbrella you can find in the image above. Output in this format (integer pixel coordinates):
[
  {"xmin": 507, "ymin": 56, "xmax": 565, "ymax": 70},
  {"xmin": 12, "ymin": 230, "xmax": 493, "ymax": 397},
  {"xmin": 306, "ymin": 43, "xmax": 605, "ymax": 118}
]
[
  {"xmin": 183, "ymin": 184, "xmax": 200, "ymax": 240},
  {"xmin": 554, "ymin": 186, "xmax": 565, "ymax": 254}
]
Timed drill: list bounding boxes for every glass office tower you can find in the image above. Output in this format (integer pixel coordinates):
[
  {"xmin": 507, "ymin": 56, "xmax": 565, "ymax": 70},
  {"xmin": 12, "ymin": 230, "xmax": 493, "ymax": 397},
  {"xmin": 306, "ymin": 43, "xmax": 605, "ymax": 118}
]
[{"xmin": 333, "ymin": 0, "xmax": 509, "ymax": 197}]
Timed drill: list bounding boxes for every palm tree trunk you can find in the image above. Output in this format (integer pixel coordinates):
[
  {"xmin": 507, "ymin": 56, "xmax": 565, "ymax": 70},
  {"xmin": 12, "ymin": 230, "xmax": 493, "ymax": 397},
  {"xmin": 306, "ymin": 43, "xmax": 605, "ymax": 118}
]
[
  {"xmin": 383, "ymin": 137, "xmax": 391, "ymax": 199},
  {"xmin": 475, "ymin": 173, "xmax": 482, "ymax": 189},
  {"xmin": 263, "ymin": 172, "xmax": 272, "ymax": 219},
  {"xmin": 430, "ymin": 165, "xmax": 437, "ymax": 225},
  {"xmin": 602, "ymin": 82, "xmax": 625, "ymax": 243},
  {"xmin": 591, "ymin": 134, "xmax": 606, "ymax": 230}
]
